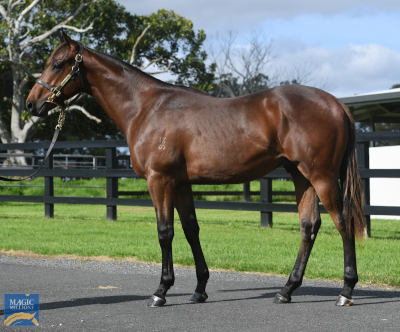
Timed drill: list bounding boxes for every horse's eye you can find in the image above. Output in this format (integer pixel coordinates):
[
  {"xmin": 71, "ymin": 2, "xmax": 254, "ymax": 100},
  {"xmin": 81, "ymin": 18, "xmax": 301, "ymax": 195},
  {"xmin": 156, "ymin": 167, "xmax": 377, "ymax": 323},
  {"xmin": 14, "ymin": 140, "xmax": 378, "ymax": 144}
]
[{"xmin": 52, "ymin": 62, "xmax": 63, "ymax": 70}]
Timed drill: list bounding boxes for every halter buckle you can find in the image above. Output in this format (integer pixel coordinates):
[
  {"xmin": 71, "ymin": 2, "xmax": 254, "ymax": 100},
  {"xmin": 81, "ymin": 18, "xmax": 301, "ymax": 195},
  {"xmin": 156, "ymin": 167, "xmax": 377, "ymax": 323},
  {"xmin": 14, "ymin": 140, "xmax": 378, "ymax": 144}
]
[
  {"xmin": 52, "ymin": 87, "xmax": 61, "ymax": 97},
  {"xmin": 48, "ymin": 94, "xmax": 56, "ymax": 103},
  {"xmin": 75, "ymin": 54, "xmax": 83, "ymax": 62}
]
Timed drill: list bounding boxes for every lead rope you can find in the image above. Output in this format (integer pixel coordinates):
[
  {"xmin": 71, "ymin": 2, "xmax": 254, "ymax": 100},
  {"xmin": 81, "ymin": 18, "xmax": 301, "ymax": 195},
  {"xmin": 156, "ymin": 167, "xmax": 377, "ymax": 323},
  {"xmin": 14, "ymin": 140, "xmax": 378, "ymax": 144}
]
[{"xmin": 0, "ymin": 110, "xmax": 66, "ymax": 182}]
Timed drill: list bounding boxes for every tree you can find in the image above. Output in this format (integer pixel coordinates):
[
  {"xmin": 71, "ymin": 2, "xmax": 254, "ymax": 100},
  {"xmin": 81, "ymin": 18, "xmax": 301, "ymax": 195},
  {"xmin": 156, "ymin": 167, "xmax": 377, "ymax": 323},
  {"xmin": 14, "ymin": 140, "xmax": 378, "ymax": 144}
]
[
  {"xmin": 122, "ymin": 9, "xmax": 215, "ymax": 90},
  {"xmin": 279, "ymin": 62, "xmax": 328, "ymax": 89},
  {"xmin": 208, "ymin": 31, "xmax": 274, "ymax": 98},
  {"xmin": 0, "ymin": 2, "xmax": 215, "ymax": 164},
  {"xmin": 0, "ymin": 0, "xmax": 107, "ymax": 165},
  {"xmin": 208, "ymin": 31, "xmax": 327, "ymax": 98}
]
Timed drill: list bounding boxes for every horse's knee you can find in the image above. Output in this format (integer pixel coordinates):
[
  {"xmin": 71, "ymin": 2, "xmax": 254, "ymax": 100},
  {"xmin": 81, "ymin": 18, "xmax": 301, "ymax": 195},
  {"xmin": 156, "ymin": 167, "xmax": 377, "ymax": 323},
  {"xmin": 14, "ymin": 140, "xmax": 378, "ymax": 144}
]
[
  {"xmin": 301, "ymin": 218, "xmax": 312, "ymax": 231},
  {"xmin": 158, "ymin": 224, "xmax": 174, "ymax": 247}
]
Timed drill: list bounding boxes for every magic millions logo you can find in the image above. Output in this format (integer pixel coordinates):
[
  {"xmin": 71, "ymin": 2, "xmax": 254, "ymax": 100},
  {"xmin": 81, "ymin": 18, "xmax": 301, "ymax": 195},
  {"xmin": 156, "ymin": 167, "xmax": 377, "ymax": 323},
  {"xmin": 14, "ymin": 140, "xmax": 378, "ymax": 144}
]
[{"xmin": 4, "ymin": 294, "xmax": 39, "ymax": 327}]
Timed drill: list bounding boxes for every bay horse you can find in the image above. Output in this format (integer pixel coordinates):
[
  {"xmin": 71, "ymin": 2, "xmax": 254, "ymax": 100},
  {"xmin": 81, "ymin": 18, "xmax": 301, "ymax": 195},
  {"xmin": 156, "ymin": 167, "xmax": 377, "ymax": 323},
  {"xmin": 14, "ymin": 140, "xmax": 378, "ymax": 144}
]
[{"xmin": 26, "ymin": 31, "xmax": 365, "ymax": 307}]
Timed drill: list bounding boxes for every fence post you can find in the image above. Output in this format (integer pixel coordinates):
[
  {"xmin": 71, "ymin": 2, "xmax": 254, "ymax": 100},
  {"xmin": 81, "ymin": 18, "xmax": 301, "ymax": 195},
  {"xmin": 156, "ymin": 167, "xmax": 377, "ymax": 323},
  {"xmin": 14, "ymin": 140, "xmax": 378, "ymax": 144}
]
[
  {"xmin": 44, "ymin": 149, "xmax": 54, "ymax": 218},
  {"xmin": 243, "ymin": 182, "xmax": 251, "ymax": 202},
  {"xmin": 106, "ymin": 147, "xmax": 118, "ymax": 221},
  {"xmin": 260, "ymin": 177, "xmax": 272, "ymax": 228},
  {"xmin": 357, "ymin": 141, "xmax": 371, "ymax": 237}
]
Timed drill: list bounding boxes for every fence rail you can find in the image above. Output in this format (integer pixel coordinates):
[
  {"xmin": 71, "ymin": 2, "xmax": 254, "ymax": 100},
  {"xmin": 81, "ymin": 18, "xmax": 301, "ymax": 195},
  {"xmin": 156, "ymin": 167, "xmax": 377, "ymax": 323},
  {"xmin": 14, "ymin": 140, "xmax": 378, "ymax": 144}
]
[{"xmin": 1, "ymin": 131, "xmax": 399, "ymax": 236}]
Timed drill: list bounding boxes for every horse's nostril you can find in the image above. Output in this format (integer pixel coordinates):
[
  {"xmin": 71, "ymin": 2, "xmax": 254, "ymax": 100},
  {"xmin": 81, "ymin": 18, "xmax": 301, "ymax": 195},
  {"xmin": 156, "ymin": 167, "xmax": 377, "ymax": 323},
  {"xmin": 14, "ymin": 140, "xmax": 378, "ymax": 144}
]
[{"xmin": 27, "ymin": 100, "xmax": 34, "ymax": 113}]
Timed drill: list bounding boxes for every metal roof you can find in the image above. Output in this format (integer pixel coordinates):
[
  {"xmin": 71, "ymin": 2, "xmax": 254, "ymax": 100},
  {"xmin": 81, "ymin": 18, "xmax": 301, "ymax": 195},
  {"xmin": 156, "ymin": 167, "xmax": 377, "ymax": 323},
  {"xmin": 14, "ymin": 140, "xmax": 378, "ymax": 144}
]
[{"xmin": 339, "ymin": 88, "xmax": 400, "ymax": 123}]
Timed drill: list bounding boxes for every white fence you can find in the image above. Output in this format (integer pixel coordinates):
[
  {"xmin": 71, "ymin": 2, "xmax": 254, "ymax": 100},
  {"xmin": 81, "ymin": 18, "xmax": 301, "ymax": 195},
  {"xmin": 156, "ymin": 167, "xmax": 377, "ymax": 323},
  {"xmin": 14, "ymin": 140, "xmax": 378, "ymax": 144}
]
[{"xmin": 370, "ymin": 145, "xmax": 400, "ymax": 219}]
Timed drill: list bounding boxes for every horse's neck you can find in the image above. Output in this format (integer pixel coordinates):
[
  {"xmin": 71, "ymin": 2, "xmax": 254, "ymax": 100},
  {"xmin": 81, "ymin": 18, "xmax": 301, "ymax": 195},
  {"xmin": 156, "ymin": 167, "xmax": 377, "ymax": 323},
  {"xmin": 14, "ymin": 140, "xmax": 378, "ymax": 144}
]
[{"xmin": 84, "ymin": 48, "xmax": 159, "ymax": 135}]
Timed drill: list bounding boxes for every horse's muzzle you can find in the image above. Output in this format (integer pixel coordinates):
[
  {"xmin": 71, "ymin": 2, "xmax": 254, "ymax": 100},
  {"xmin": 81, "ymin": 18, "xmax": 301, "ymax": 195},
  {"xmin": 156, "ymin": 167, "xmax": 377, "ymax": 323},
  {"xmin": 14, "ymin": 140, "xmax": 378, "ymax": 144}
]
[{"xmin": 26, "ymin": 99, "xmax": 48, "ymax": 117}]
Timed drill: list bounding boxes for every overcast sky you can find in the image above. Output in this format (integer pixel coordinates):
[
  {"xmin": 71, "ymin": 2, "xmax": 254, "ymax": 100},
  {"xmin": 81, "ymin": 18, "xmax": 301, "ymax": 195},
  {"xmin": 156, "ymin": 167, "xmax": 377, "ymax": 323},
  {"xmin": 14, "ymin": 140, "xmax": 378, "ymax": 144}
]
[{"xmin": 118, "ymin": 0, "xmax": 400, "ymax": 97}]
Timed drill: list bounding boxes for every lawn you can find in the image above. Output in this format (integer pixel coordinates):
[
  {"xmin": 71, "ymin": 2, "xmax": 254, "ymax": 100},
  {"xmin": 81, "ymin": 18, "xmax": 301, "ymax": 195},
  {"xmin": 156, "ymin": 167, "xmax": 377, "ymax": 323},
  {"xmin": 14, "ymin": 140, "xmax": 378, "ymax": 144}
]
[
  {"xmin": 0, "ymin": 177, "xmax": 296, "ymax": 202},
  {"xmin": 0, "ymin": 201, "xmax": 399, "ymax": 288}
]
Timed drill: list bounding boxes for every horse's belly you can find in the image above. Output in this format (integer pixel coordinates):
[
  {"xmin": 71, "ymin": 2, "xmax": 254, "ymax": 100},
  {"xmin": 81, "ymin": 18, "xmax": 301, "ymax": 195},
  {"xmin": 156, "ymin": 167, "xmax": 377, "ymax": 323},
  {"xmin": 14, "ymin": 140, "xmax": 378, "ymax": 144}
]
[{"xmin": 185, "ymin": 146, "xmax": 281, "ymax": 184}]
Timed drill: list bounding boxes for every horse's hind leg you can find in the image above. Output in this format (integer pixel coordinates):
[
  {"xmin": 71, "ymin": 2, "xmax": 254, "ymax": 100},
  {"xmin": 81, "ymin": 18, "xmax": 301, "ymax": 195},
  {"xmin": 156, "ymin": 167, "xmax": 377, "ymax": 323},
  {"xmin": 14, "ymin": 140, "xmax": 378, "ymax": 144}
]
[
  {"xmin": 312, "ymin": 178, "xmax": 358, "ymax": 306},
  {"xmin": 174, "ymin": 183, "xmax": 209, "ymax": 303},
  {"xmin": 146, "ymin": 174, "xmax": 175, "ymax": 307},
  {"xmin": 274, "ymin": 168, "xmax": 321, "ymax": 304}
]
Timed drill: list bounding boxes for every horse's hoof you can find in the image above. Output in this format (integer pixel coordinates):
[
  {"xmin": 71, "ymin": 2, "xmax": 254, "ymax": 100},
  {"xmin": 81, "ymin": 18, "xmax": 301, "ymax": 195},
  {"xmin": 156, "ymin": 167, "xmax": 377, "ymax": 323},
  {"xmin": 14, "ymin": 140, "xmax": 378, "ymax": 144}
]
[
  {"xmin": 147, "ymin": 295, "xmax": 166, "ymax": 307},
  {"xmin": 335, "ymin": 295, "xmax": 353, "ymax": 306},
  {"xmin": 273, "ymin": 293, "xmax": 291, "ymax": 304},
  {"xmin": 189, "ymin": 292, "xmax": 208, "ymax": 303}
]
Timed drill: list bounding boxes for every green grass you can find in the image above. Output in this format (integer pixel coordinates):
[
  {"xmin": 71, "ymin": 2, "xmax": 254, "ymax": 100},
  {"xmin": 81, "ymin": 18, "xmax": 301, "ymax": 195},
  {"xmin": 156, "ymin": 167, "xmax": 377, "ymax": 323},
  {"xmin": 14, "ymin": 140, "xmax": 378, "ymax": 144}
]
[
  {"xmin": 0, "ymin": 202, "xmax": 399, "ymax": 288},
  {"xmin": 0, "ymin": 178, "xmax": 296, "ymax": 202}
]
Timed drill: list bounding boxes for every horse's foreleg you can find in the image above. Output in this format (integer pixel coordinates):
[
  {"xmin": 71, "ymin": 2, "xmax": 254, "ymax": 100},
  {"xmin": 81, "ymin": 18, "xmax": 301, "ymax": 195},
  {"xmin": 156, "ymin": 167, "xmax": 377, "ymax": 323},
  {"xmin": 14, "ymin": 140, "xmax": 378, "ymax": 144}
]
[
  {"xmin": 174, "ymin": 183, "xmax": 209, "ymax": 303},
  {"xmin": 313, "ymin": 179, "xmax": 358, "ymax": 306},
  {"xmin": 275, "ymin": 169, "xmax": 321, "ymax": 304},
  {"xmin": 146, "ymin": 174, "xmax": 175, "ymax": 307}
]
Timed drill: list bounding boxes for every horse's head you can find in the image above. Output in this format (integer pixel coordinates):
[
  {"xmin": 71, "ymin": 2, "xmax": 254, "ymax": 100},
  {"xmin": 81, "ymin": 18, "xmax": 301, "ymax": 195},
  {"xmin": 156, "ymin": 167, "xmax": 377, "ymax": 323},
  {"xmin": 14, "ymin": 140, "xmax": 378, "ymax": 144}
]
[{"xmin": 26, "ymin": 31, "xmax": 85, "ymax": 117}]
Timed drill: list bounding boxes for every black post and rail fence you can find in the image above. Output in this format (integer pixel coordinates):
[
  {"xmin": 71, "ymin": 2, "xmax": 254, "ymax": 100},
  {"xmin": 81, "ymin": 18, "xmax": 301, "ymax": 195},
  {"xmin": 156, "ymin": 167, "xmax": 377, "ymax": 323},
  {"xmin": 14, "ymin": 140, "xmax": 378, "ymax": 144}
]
[{"xmin": 1, "ymin": 132, "xmax": 400, "ymax": 237}]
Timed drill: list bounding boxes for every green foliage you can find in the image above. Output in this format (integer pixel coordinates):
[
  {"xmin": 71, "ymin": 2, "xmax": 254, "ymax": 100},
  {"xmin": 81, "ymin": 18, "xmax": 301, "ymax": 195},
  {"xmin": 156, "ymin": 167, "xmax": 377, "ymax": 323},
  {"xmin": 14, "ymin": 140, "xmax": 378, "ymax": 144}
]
[
  {"xmin": 25, "ymin": 0, "xmax": 128, "ymax": 72},
  {"xmin": 0, "ymin": 10, "xmax": 8, "ymax": 56},
  {"xmin": 24, "ymin": 3, "xmax": 215, "ymax": 91},
  {"xmin": 121, "ymin": 9, "xmax": 215, "ymax": 90},
  {"xmin": 1, "ymin": 1, "xmax": 215, "ymax": 142}
]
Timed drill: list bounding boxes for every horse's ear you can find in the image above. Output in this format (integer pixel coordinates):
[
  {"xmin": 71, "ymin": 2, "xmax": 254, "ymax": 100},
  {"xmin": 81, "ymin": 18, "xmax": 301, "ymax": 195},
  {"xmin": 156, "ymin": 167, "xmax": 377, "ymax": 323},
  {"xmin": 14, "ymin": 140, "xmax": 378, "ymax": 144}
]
[{"xmin": 59, "ymin": 30, "xmax": 71, "ymax": 47}]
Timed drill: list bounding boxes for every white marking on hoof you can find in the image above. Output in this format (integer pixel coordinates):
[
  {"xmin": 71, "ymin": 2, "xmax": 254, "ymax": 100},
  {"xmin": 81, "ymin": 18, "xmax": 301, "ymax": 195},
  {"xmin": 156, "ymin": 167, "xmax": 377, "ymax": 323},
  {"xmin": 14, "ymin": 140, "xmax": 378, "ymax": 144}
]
[
  {"xmin": 311, "ymin": 234, "xmax": 315, "ymax": 240},
  {"xmin": 335, "ymin": 295, "xmax": 353, "ymax": 306}
]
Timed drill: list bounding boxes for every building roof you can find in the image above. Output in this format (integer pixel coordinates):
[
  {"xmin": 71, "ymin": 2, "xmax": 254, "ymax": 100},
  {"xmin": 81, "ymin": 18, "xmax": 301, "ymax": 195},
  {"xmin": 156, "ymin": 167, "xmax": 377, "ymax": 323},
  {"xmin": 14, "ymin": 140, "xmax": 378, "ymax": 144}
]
[{"xmin": 339, "ymin": 88, "xmax": 400, "ymax": 123}]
